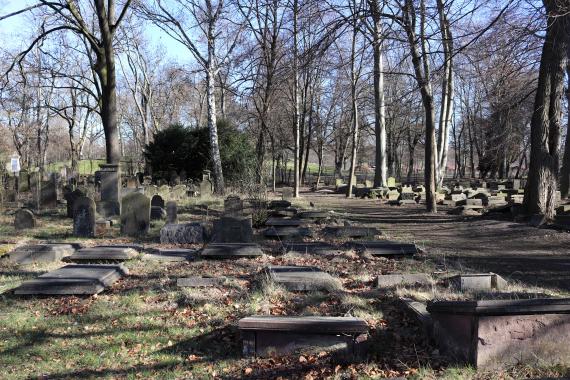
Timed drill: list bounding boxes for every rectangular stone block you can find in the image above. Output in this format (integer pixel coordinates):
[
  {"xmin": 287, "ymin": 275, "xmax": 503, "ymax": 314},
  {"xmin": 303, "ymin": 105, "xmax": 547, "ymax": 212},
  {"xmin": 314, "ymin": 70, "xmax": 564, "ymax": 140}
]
[
  {"xmin": 265, "ymin": 265, "xmax": 339, "ymax": 291},
  {"xmin": 65, "ymin": 247, "xmax": 138, "ymax": 262},
  {"xmin": 201, "ymin": 243, "xmax": 263, "ymax": 258},
  {"xmin": 14, "ymin": 264, "xmax": 128, "ymax": 295},
  {"xmin": 3, "ymin": 244, "xmax": 75, "ymax": 265},
  {"xmin": 348, "ymin": 241, "xmax": 417, "ymax": 256},
  {"xmin": 428, "ymin": 298, "xmax": 570, "ymax": 368},
  {"xmin": 239, "ymin": 316, "xmax": 368, "ymax": 357},
  {"xmin": 376, "ymin": 273, "xmax": 431, "ymax": 288}
]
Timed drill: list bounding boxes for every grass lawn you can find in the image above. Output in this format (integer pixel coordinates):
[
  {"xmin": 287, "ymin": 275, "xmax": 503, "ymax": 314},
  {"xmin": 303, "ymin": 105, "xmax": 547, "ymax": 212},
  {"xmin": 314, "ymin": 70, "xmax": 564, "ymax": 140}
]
[{"xmin": 1, "ymin": 196, "xmax": 569, "ymax": 379}]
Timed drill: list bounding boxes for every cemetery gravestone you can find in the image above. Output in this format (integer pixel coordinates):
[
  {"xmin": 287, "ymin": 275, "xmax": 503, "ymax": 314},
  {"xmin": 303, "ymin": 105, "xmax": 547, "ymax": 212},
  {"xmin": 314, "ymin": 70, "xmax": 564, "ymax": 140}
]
[
  {"xmin": 224, "ymin": 195, "xmax": 243, "ymax": 216},
  {"xmin": 282, "ymin": 187, "xmax": 293, "ymax": 200},
  {"xmin": 14, "ymin": 209, "xmax": 36, "ymax": 230},
  {"xmin": 64, "ymin": 188, "xmax": 85, "ymax": 218},
  {"xmin": 73, "ymin": 196, "xmax": 96, "ymax": 238},
  {"xmin": 212, "ymin": 216, "xmax": 253, "ymax": 243},
  {"xmin": 201, "ymin": 243, "xmax": 263, "ymax": 258},
  {"xmin": 40, "ymin": 180, "xmax": 58, "ymax": 208},
  {"xmin": 265, "ymin": 265, "xmax": 340, "ymax": 291},
  {"xmin": 120, "ymin": 192, "xmax": 150, "ymax": 237},
  {"xmin": 97, "ymin": 164, "xmax": 121, "ymax": 217},
  {"xmin": 3, "ymin": 243, "xmax": 75, "ymax": 264},
  {"xmin": 151, "ymin": 206, "xmax": 166, "ymax": 220},
  {"xmin": 166, "ymin": 201, "xmax": 178, "ymax": 224},
  {"xmin": 160, "ymin": 222, "xmax": 203, "ymax": 244}
]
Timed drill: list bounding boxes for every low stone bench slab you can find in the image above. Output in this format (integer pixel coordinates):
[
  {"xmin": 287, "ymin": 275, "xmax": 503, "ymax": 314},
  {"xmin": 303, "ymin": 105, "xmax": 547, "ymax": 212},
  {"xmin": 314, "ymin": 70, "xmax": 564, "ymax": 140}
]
[
  {"xmin": 427, "ymin": 298, "xmax": 570, "ymax": 368},
  {"xmin": 346, "ymin": 241, "xmax": 417, "ymax": 256},
  {"xmin": 376, "ymin": 273, "xmax": 431, "ymax": 288},
  {"xmin": 239, "ymin": 316, "xmax": 368, "ymax": 357},
  {"xmin": 3, "ymin": 244, "xmax": 75, "ymax": 264},
  {"xmin": 65, "ymin": 247, "xmax": 138, "ymax": 262},
  {"xmin": 177, "ymin": 276, "xmax": 226, "ymax": 287},
  {"xmin": 201, "ymin": 243, "xmax": 263, "ymax": 258},
  {"xmin": 14, "ymin": 264, "xmax": 128, "ymax": 295},
  {"xmin": 284, "ymin": 242, "xmax": 337, "ymax": 254},
  {"xmin": 264, "ymin": 265, "xmax": 339, "ymax": 291},
  {"xmin": 448, "ymin": 273, "xmax": 507, "ymax": 292},
  {"xmin": 323, "ymin": 226, "xmax": 380, "ymax": 238},
  {"xmin": 143, "ymin": 248, "xmax": 196, "ymax": 262},
  {"xmin": 263, "ymin": 226, "xmax": 311, "ymax": 239}
]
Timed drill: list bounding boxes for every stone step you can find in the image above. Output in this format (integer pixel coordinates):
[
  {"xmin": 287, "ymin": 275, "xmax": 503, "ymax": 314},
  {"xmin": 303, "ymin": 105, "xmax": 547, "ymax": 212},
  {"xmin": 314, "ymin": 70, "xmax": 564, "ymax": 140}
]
[{"xmin": 14, "ymin": 264, "xmax": 128, "ymax": 295}]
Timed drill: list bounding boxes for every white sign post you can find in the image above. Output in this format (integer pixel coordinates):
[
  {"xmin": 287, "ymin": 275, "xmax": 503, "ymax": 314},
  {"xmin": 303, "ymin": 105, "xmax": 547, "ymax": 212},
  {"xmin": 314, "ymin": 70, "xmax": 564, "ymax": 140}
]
[{"xmin": 9, "ymin": 154, "xmax": 20, "ymax": 193}]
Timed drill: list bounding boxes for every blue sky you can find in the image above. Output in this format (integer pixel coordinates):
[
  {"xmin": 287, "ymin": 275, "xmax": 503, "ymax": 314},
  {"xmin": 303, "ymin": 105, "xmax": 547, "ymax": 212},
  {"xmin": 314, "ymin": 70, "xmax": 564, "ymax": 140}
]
[{"xmin": 0, "ymin": 0, "xmax": 190, "ymax": 63}]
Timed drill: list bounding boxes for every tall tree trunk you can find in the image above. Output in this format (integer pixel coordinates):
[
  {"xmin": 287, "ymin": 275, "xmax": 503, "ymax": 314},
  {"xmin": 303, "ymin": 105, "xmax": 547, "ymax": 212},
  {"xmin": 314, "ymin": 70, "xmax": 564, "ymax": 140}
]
[
  {"xmin": 346, "ymin": 11, "xmax": 359, "ymax": 198},
  {"xmin": 206, "ymin": 67, "xmax": 225, "ymax": 193},
  {"xmin": 370, "ymin": 0, "xmax": 387, "ymax": 188},
  {"xmin": 559, "ymin": 44, "xmax": 570, "ymax": 198},
  {"xmin": 523, "ymin": 0, "xmax": 568, "ymax": 218}
]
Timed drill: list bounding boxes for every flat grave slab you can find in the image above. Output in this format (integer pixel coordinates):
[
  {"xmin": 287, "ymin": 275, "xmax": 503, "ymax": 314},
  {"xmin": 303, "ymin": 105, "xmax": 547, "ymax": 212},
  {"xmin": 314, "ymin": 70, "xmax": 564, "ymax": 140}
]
[
  {"xmin": 265, "ymin": 265, "xmax": 339, "ymax": 291},
  {"xmin": 143, "ymin": 248, "xmax": 196, "ymax": 262},
  {"xmin": 2, "ymin": 244, "xmax": 75, "ymax": 265},
  {"xmin": 65, "ymin": 247, "xmax": 139, "ymax": 262},
  {"xmin": 269, "ymin": 200, "xmax": 292, "ymax": 209},
  {"xmin": 239, "ymin": 316, "xmax": 368, "ymax": 357},
  {"xmin": 448, "ymin": 273, "xmax": 507, "ymax": 292},
  {"xmin": 271, "ymin": 208, "xmax": 297, "ymax": 217},
  {"xmin": 346, "ymin": 240, "xmax": 418, "ymax": 256},
  {"xmin": 427, "ymin": 298, "xmax": 570, "ymax": 368},
  {"xmin": 376, "ymin": 273, "xmax": 431, "ymax": 288},
  {"xmin": 96, "ymin": 244, "xmax": 145, "ymax": 252},
  {"xmin": 284, "ymin": 242, "xmax": 338, "ymax": 254},
  {"xmin": 323, "ymin": 226, "xmax": 380, "ymax": 238},
  {"xmin": 201, "ymin": 243, "xmax": 263, "ymax": 258},
  {"xmin": 177, "ymin": 276, "xmax": 226, "ymax": 287},
  {"xmin": 263, "ymin": 226, "xmax": 311, "ymax": 239},
  {"xmin": 14, "ymin": 264, "xmax": 128, "ymax": 295},
  {"xmin": 265, "ymin": 217, "xmax": 303, "ymax": 227}
]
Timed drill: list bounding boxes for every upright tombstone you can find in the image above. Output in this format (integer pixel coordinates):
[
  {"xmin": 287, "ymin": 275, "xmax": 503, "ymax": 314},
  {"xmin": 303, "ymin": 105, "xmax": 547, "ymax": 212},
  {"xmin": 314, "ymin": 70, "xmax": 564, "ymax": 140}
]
[
  {"xmin": 199, "ymin": 171, "xmax": 213, "ymax": 197},
  {"xmin": 14, "ymin": 208, "xmax": 36, "ymax": 230},
  {"xmin": 120, "ymin": 192, "xmax": 150, "ymax": 236},
  {"xmin": 97, "ymin": 164, "xmax": 121, "ymax": 217},
  {"xmin": 166, "ymin": 201, "xmax": 178, "ymax": 224},
  {"xmin": 64, "ymin": 188, "xmax": 85, "ymax": 218},
  {"xmin": 73, "ymin": 196, "xmax": 96, "ymax": 237},
  {"xmin": 40, "ymin": 179, "xmax": 58, "ymax": 209},
  {"xmin": 212, "ymin": 215, "xmax": 254, "ymax": 243},
  {"xmin": 151, "ymin": 194, "xmax": 165, "ymax": 209},
  {"xmin": 18, "ymin": 170, "xmax": 29, "ymax": 192},
  {"xmin": 224, "ymin": 195, "xmax": 243, "ymax": 216},
  {"xmin": 387, "ymin": 177, "xmax": 396, "ymax": 188}
]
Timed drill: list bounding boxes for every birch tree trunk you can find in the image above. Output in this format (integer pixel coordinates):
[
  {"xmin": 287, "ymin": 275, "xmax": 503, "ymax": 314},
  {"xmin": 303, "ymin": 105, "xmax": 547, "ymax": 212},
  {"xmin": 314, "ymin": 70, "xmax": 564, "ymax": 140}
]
[{"xmin": 292, "ymin": 0, "xmax": 300, "ymax": 197}]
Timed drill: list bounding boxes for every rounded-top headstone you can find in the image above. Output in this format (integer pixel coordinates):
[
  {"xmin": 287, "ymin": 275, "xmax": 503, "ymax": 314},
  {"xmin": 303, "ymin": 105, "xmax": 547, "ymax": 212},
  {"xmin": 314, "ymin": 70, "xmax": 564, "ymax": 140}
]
[
  {"xmin": 151, "ymin": 194, "xmax": 165, "ymax": 208},
  {"xmin": 14, "ymin": 208, "xmax": 36, "ymax": 230}
]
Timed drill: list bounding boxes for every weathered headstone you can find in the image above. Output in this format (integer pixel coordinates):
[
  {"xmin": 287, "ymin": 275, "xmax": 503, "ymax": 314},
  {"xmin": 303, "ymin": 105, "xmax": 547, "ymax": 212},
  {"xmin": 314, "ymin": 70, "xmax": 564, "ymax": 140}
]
[
  {"xmin": 166, "ymin": 201, "xmax": 178, "ymax": 224},
  {"xmin": 73, "ymin": 196, "xmax": 96, "ymax": 237},
  {"xmin": 14, "ymin": 208, "xmax": 36, "ymax": 230},
  {"xmin": 120, "ymin": 192, "xmax": 150, "ymax": 236},
  {"xmin": 212, "ymin": 216, "xmax": 253, "ymax": 243},
  {"xmin": 224, "ymin": 195, "xmax": 243, "ymax": 216},
  {"xmin": 387, "ymin": 177, "xmax": 396, "ymax": 187},
  {"xmin": 64, "ymin": 188, "xmax": 85, "ymax": 218},
  {"xmin": 160, "ymin": 222, "xmax": 204, "ymax": 244},
  {"xmin": 97, "ymin": 164, "xmax": 121, "ymax": 217},
  {"xmin": 199, "ymin": 178, "xmax": 213, "ymax": 197},
  {"xmin": 40, "ymin": 180, "xmax": 57, "ymax": 208}
]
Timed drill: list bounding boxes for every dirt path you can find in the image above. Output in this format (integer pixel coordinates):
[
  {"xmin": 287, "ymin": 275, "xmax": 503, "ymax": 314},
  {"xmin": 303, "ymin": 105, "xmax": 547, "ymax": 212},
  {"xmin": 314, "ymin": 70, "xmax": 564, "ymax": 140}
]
[{"xmin": 304, "ymin": 191, "xmax": 570, "ymax": 292}]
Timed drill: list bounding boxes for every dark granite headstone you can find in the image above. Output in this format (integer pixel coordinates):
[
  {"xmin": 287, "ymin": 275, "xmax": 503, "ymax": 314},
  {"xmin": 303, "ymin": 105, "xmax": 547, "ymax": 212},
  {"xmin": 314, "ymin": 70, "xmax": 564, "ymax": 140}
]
[
  {"xmin": 64, "ymin": 188, "xmax": 85, "ymax": 218},
  {"xmin": 166, "ymin": 201, "xmax": 178, "ymax": 224},
  {"xmin": 73, "ymin": 196, "xmax": 96, "ymax": 237},
  {"xmin": 40, "ymin": 180, "xmax": 57, "ymax": 208},
  {"xmin": 151, "ymin": 194, "xmax": 165, "ymax": 208},
  {"xmin": 212, "ymin": 216, "xmax": 253, "ymax": 243}
]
